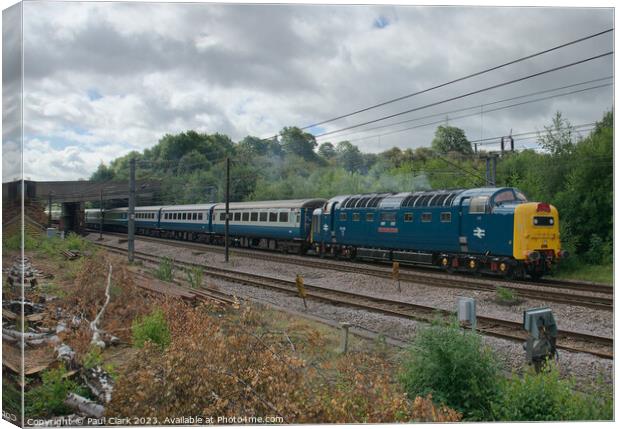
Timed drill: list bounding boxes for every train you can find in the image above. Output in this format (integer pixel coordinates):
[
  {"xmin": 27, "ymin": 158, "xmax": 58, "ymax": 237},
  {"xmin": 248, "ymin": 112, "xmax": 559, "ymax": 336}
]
[{"xmin": 85, "ymin": 187, "xmax": 566, "ymax": 279}]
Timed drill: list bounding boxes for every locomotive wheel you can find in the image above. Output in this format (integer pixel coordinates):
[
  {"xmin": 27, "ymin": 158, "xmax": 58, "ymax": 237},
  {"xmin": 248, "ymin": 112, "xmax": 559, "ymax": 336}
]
[
  {"xmin": 468, "ymin": 259, "xmax": 480, "ymax": 276},
  {"xmin": 441, "ymin": 257, "xmax": 454, "ymax": 273}
]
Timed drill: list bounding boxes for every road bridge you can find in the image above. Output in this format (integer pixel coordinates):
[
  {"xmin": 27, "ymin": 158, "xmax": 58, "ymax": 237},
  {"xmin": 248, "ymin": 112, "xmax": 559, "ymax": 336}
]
[{"xmin": 2, "ymin": 179, "xmax": 161, "ymax": 232}]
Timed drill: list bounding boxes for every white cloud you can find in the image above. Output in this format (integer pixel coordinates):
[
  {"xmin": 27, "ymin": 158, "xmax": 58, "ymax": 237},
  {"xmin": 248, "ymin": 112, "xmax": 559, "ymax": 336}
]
[{"xmin": 2, "ymin": 2, "xmax": 612, "ymax": 181}]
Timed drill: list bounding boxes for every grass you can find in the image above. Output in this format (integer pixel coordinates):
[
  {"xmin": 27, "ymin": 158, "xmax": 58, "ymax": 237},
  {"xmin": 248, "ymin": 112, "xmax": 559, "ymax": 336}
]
[
  {"xmin": 552, "ymin": 262, "xmax": 613, "ymax": 284},
  {"xmin": 132, "ymin": 309, "xmax": 171, "ymax": 350},
  {"xmin": 153, "ymin": 257, "xmax": 175, "ymax": 282},
  {"xmin": 185, "ymin": 265, "xmax": 204, "ymax": 289},
  {"xmin": 495, "ymin": 286, "xmax": 521, "ymax": 305}
]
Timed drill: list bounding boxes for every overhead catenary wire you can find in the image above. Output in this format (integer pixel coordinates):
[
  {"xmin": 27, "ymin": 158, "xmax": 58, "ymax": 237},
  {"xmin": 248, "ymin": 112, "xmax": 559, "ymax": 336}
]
[
  {"xmin": 311, "ymin": 51, "xmax": 613, "ymax": 140},
  {"xmin": 287, "ymin": 28, "xmax": 614, "ymax": 135},
  {"xmin": 318, "ymin": 76, "xmax": 613, "ymax": 141},
  {"xmin": 331, "ymin": 83, "xmax": 612, "ymax": 144}
]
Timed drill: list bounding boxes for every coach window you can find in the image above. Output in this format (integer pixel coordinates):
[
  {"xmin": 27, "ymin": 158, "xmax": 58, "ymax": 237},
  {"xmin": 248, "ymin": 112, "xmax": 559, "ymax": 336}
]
[
  {"xmin": 421, "ymin": 213, "xmax": 432, "ymax": 223},
  {"xmin": 181, "ymin": 213, "xmax": 186, "ymax": 220},
  {"xmin": 404, "ymin": 213, "xmax": 413, "ymax": 222},
  {"xmin": 251, "ymin": 212, "xmax": 258, "ymax": 222},
  {"xmin": 198, "ymin": 213, "xmax": 203, "ymax": 220},
  {"xmin": 440, "ymin": 212, "xmax": 452, "ymax": 223},
  {"xmin": 339, "ymin": 212, "xmax": 347, "ymax": 221},
  {"xmin": 234, "ymin": 212, "xmax": 241, "ymax": 221},
  {"xmin": 260, "ymin": 212, "xmax": 268, "ymax": 222},
  {"xmin": 352, "ymin": 213, "xmax": 360, "ymax": 222},
  {"xmin": 173, "ymin": 213, "xmax": 177, "ymax": 220},
  {"xmin": 366, "ymin": 213, "xmax": 374, "ymax": 222},
  {"xmin": 191, "ymin": 213, "xmax": 196, "ymax": 220},
  {"xmin": 469, "ymin": 196, "xmax": 489, "ymax": 214},
  {"xmin": 279, "ymin": 212, "xmax": 288, "ymax": 222},
  {"xmin": 242, "ymin": 212, "xmax": 249, "ymax": 222},
  {"xmin": 269, "ymin": 212, "xmax": 277, "ymax": 222}
]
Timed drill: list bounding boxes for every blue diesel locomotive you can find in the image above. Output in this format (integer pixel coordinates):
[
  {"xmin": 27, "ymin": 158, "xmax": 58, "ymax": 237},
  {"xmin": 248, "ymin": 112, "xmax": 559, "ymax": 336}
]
[
  {"xmin": 311, "ymin": 187, "xmax": 564, "ymax": 279},
  {"xmin": 86, "ymin": 187, "xmax": 565, "ymax": 279}
]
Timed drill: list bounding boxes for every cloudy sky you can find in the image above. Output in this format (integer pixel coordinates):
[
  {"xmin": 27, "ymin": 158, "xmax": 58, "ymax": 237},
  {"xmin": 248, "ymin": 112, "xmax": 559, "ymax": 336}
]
[{"xmin": 2, "ymin": 1, "xmax": 614, "ymax": 181}]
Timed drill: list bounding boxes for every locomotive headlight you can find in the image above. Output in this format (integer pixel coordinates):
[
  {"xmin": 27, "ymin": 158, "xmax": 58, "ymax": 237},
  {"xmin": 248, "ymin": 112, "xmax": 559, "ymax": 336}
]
[
  {"xmin": 549, "ymin": 218, "xmax": 554, "ymax": 225},
  {"xmin": 533, "ymin": 218, "xmax": 538, "ymax": 225}
]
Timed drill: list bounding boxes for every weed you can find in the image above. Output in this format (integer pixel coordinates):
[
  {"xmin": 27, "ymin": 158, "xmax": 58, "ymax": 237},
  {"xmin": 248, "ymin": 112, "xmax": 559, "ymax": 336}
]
[
  {"xmin": 25, "ymin": 366, "xmax": 78, "ymax": 418},
  {"xmin": 153, "ymin": 257, "xmax": 175, "ymax": 282},
  {"xmin": 132, "ymin": 309, "xmax": 171, "ymax": 350},
  {"xmin": 495, "ymin": 286, "xmax": 520, "ymax": 305},
  {"xmin": 185, "ymin": 266, "xmax": 204, "ymax": 289},
  {"xmin": 83, "ymin": 346, "xmax": 103, "ymax": 369},
  {"xmin": 399, "ymin": 321, "xmax": 500, "ymax": 420},
  {"xmin": 2, "ymin": 377, "xmax": 22, "ymax": 417}
]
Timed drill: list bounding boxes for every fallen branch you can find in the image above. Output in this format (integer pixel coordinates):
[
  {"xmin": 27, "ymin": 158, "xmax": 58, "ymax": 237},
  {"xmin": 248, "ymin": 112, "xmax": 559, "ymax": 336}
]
[
  {"xmin": 90, "ymin": 264, "xmax": 112, "ymax": 348},
  {"xmin": 82, "ymin": 366, "xmax": 114, "ymax": 403},
  {"xmin": 64, "ymin": 393, "xmax": 105, "ymax": 418}
]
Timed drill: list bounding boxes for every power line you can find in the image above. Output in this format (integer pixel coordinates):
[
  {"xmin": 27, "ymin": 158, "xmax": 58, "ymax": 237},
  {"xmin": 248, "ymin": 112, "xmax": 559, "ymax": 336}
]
[
  {"xmin": 312, "ymin": 51, "xmax": 613, "ymax": 139},
  {"xmin": 289, "ymin": 28, "xmax": 614, "ymax": 135},
  {"xmin": 319, "ymin": 76, "xmax": 613, "ymax": 141},
  {"xmin": 331, "ymin": 83, "xmax": 611, "ymax": 143}
]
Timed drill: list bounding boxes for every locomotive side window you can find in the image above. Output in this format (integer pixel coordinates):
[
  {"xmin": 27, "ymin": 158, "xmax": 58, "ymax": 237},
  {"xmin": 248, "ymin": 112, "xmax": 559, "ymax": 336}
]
[
  {"xmin": 250, "ymin": 212, "xmax": 258, "ymax": 221},
  {"xmin": 269, "ymin": 212, "xmax": 277, "ymax": 222},
  {"xmin": 440, "ymin": 212, "xmax": 452, "ymax": 222},
  {"xmin": 469, "ymin": 196, "xmax": 489, "ymax": 214},
  {"xmin": 352, "ymin": 213, "xmax": 360, "ymax": 222},
  {"xmin": 260, "ymin": 212, "xmax": 268, "ymax": 222},
  {"xmin": 380, "ymin": 212, "xmax": 396, "ymax": 222},
  {"xmin": 340, "ymin": 212, "xmax": 347, "ymax": 221},
  {"xmin": 404, "ymin": 213, "xmax": 413, "ymax": 222},
  {"xmin": 219, "ymin": 212, "xmax": 225, "ymax": 221},
  {"xmin": 421, "ymin": 212, "xmax": 432, "ymax": 222},
  {"xmin": 533, "ymin": 216, "xmax": 554, "ymax": 226},
  {"xmin": 279, "ymin": 212, "xmax": 288, "ymax": 222},
  {"xmin": 366, "ymin": 213, "xmax": 374, "ymax": 222}
]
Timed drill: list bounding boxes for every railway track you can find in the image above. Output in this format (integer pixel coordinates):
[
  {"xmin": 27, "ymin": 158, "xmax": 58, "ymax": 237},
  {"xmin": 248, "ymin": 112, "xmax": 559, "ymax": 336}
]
[
  {"xmin": 96, "ymin": 241, "xmax": 613, "ymax": 360},
  {"xmin": 88, "ymin": 231, "xmax": 613, "ymax": 310}
]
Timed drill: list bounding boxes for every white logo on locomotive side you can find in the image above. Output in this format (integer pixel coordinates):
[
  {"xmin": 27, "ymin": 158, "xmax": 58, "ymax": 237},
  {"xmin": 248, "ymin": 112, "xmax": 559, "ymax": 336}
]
[{"xmin": 473, "ymin": 227, "xmax": 486, "ymax": 238}]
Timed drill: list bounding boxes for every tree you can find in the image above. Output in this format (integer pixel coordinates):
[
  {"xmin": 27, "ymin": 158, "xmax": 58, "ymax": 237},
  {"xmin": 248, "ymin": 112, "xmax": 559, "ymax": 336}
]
[
  {"xmin": 279, "ymin": 127, "xmax": 318, "ymax": 161},
  {"xmin": 318, "ymin": 142, "xmax": 336, "ymax": 159},
  {"xmin": 431, "ymin": 125, "xmax": 473, "ymax": 155},
  {"xmin": 90, "ymin": 162, "xmax": 115, "ymax": 181},
  {"xmin": 335, "ymin": 141, "xmax": 365, "ymax": 172},
  {"xmin": 238, "ymin": 136, "xmax": 269, "ymax": 156},
  {"xmin": 538, "ymin": 111, "xmax": 575, "ymax": 156}
]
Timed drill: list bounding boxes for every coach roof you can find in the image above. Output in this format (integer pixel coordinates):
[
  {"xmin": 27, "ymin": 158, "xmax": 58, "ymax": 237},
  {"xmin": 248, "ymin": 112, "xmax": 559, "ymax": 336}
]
[{"xmin": 213, "ymin": 199, "xmax": 326, "ymax": 210}]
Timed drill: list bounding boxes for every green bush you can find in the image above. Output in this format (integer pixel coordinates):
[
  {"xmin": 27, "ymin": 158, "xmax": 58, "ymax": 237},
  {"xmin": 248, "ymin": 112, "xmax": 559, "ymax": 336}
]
[
  {"xmin": 25, "ymin": 367, "xmax": 78, "ymax": 418},
  {"xmin": 399, "ymin": 322, "xmax": 500, "ymax": 420},
  {"xmin": 493, "ymin": 362, "xmax": 613, "ymax": 421},
  {"xmin": 132, "ymin": 309, "xmax": 171, "ymax": 350},
  {"xmin": 154, "ymin": 257, "xmax": 175, "ymax": 282},
  {"xmin": 584, "ymin": 234, "xmax": 613, "ymax": 265}
]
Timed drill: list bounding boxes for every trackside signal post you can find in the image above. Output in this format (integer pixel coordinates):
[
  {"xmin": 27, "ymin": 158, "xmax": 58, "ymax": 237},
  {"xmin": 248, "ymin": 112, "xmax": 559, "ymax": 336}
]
[{"xmin": 128, "ymin": 158, "xmax": 136, "ymax": 263}]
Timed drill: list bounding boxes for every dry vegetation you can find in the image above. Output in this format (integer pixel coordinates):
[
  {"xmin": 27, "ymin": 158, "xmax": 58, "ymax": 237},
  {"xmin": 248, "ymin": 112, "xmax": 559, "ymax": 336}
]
[{"xmin": 108, "ymin": 300, "xmax": 461, "ymax": 423}]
